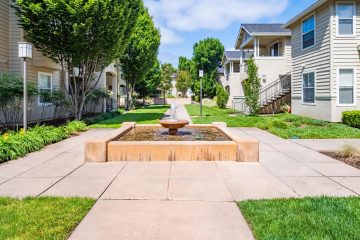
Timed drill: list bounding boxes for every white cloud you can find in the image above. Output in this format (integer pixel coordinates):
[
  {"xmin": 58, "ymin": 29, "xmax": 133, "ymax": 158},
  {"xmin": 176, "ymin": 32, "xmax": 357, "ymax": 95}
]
[
  {"xmin": 144, "ymin": 0, "xmax": 289, "ymax": 33},
  {"xmin": 159, "ymin": 26, "xmax": 184, "ymax": 45}
]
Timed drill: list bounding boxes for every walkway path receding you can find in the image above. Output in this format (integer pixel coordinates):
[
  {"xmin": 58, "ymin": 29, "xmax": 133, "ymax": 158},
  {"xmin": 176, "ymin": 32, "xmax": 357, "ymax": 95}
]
[
  {"xmin": 0, "ymin": 127, "xmax": 360, "ymax": 239},
  {"xmin": 162, "ymin": 104, "xmax": 192, "ymax": 123}
]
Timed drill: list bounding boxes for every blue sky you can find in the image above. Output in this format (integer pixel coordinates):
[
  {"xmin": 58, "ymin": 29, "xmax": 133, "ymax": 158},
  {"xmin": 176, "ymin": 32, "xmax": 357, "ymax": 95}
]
[{"xmin": 144, "ymin": 0, "xmax": 317, "ymax": 67}]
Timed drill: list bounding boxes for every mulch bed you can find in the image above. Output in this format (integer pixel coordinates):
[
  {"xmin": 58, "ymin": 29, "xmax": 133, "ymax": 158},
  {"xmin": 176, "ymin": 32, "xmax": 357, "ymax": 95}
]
[{"xmin": 321, "ymin": 152, "xmax": 360, "ymax": 170}]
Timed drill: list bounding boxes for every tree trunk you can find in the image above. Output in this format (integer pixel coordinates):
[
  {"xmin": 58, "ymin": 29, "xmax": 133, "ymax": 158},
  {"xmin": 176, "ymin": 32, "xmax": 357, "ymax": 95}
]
[
  {"xmin": 125, "ymin": 80, "xmax": 130, "ymax": 111},
  {"xmin": 163, "ymin": 89, "xmax": 166, "ymax": 106}
]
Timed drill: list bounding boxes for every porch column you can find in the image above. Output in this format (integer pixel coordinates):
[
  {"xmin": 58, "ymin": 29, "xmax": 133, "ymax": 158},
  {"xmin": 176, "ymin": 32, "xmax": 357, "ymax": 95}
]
[
  {"xmin": 230, "ymin": 61, "xmax": 233, "ymax": 73},
  {"xmin": 254, "ymin": 38, "xmax": 258, "ymax": 58}
]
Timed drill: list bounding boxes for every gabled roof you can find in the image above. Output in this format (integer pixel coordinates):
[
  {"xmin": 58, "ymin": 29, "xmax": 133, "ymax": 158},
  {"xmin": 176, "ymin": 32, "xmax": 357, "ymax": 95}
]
[
  {"xmin": 283, "ymin": 0, "xmax": 328, "ymax": 28},
  {"xmin": 235, "ymin": 23, "xmax": 291, "ymax": 49},
  {"xmin": 224, "ymin": 50, "xmax": 241, "ymax": 59},
  {"xmin": 242, "ymin": 24, "xmax": 291, "ymax": 36}
]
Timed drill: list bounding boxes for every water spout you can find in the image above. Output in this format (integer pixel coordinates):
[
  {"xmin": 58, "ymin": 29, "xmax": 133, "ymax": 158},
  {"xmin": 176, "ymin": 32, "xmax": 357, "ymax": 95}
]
[{"xmin": 170, "ymin": 104, "xmax": 177, "ymax": 121}]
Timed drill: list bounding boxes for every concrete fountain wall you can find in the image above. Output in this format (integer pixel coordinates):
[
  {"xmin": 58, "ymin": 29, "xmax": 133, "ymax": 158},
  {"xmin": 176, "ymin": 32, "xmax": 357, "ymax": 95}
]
[{"xmin": 85, "ymin": 122, "xmax": 259, "ymax": 162}]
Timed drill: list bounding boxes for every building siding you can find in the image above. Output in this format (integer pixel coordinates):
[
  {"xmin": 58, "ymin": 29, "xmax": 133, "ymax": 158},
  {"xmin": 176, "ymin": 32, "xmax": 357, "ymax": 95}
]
[
  {"xmin": 0, "ymin": 0, "xmax": 9, "ymax": 73},
  {"xmin": 290, "ymin": 2, "xmax": 333, "ymax": 121},
  {"xmin": 330, "ymin": 0, "xmax": 360, "ymax": 121}
]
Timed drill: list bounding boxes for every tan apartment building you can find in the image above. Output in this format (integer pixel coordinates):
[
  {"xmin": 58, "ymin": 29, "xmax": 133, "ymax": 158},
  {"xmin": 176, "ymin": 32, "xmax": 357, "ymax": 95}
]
[
  {"xmin": 284, "ymin": 0, "xmax": 360, "ymax": 122},
  {"xmin": 0, "ymin": 0, "xmax": 124, "ymax": 125},
  {"xmin": 222, "ymin": 24, "xmax": 292, "ymax": 112}
]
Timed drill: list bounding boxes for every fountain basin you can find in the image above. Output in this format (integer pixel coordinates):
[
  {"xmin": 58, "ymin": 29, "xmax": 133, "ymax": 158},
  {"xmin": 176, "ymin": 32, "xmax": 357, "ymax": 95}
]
[
  {"xmin": 159, "ymin": 120, "xmax": 189, "ymax": 135},
  {"xmin": 85, "ymin": 122, "xmax": 259, "ymax": 162}
]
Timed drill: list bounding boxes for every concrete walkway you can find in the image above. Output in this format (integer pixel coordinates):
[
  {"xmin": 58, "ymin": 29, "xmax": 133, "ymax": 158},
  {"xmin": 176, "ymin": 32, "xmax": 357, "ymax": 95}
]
[
  {"xmin": 0, "ymin": 128, "xmax": 360, "ymax": 240},
  {"xmin": 292, "ymin": 139, "xmax": 360, "ymax": 152},
  {"xmin": 162, "ymin": 104, "xmax": 192, "ymax": 123}
]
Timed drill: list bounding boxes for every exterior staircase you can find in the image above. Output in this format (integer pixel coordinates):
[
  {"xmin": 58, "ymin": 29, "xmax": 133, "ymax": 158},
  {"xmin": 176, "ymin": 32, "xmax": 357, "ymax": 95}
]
[{"xmin": 232, "ymin": 73, "xmax": 291, "ymax": 114}]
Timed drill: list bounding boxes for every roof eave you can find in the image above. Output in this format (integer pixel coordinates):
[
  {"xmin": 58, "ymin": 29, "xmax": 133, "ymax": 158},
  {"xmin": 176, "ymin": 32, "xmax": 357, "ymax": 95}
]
[
  {"xmin": 251, "ymin": 32, "xmax": 291, "ymax": 36},
  {"xmin": 283, "ymin": 0, "xmax": 328, "ymax": 28}
]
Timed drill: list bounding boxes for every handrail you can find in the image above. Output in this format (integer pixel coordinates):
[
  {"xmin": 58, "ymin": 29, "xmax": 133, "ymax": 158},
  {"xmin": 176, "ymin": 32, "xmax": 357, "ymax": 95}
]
[{"xmin": 259, "ymin": 72, "xmax": 291, "ymax": 106}]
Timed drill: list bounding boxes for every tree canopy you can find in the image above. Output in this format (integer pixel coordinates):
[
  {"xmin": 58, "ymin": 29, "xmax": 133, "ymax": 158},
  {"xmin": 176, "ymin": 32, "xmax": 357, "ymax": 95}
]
[
  {"xmin": 176, "ymin": 70, "xmax": 191, "ymax": 97},
  {"xmin": 121, "ymin": 5, "xmax": 161, "ymax": 109},
  {"xmin": 191, "ymin": 38, "xmax": 224, "ymax": 98},
  {"xmin": 13, "ymin": 0, "xmax": 142, "ymax": 119},
  {"xmin": 244, "ymin": 58, "xmax": 261, "ymax": 115},
  {"xmin": 135, "ymin": 60, "xmax": 161, "ymax": 101},
  {"xmin": 159, "ymin": 63, "xmax": 175, "ymax": 104},
  {"xmin": 178, "ymin": 56, "xmax": 192, "ymax": 72}
]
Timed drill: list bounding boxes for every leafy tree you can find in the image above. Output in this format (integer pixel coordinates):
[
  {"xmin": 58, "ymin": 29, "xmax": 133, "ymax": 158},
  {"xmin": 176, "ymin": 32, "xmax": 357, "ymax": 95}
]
[
  {"xmin": 121, "ymin": 6, "xmax": 161, "ymax": 110},
  {"xmin": 244, "ymin": 58, "xmax": 261, "ymax": 115},
  {"xmin": 136, "ymin": 60, "xmax": 161, "ymax": 104},
  {"xmin": 0, "ymin": 74, "xmax": 37, "ymax": 126},
  {"xmin": 13, "ymin": 0, "xmax": 141, "ymax": 119},
  {"xmin": 176, "ymin": 70, "xmax": 191, "ymax": 97},
  {"xmin": 178, "ymin": 56, "xmax": 192, "ymax": 72},
  {"xmin": 215, "ymin": 84, "xmax": 229, "ymax": 109},
  {"xmin": 192, "ymin": 38, "xmax": 224, "ymax": 98},
  {"xmin": 159, "ymin": 63, "xmax": 175, "ymax": 105}
]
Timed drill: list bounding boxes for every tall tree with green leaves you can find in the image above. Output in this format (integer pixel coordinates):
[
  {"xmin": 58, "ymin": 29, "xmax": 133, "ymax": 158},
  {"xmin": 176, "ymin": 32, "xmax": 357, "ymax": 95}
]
[
  {"xmin": 176, "ymin": 70, "xmax": 191, "ymax": 97},
  {"xmin": 121, "ymin": 5, "xmax": 161, "ymax": 110},
  {"xmin": 159, "ymin": 63, "xmax": 175, "ymax": 105},
  {"xmin": 13, "ymin": 0, "xmax": 141, "ymax": 119},
  {"xmin": 243, "ymin": 58, "xmax": 261, "ymax": 115},
  {"xmin": 192, "ymin": 38, "xmax": 224, "ymax": 98},
  {"xmin": 178, "ymin": 56, "xmax": 192, "ymax": 72},
  {"xmin": 135, "ymin": 60, "xmax": 161, "ymax": 104}
]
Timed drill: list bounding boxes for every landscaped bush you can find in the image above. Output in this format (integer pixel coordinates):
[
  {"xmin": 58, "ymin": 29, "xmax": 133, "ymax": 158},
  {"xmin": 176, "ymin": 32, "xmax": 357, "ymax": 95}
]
[
  {"xmin": 268, "ymin": 119, "xmax": 289, "ymax": 129},
  {"xmin": 83, "ymin": 110, "xmax": 122, "ymax": 125},
  {"xmin": 343, "ymin": 110, "xmax": 360, "ymax": 128},
  {"xmin": 215, "ymin": 84, "xmax": 229, "ymax": 109},
  {"xmin": 0, "ymin": 121, "xmax": 87, "ymax": 163}
]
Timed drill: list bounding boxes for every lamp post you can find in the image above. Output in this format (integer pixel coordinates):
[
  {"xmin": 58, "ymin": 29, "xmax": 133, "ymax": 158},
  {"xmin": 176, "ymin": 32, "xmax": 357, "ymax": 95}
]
[
  {"xmin": 199, "ymin": 69, "xmax": 204, "ymax": 117},
  {"xmin": 18, "ymin": 42, "xmax": 32, "ymax": 133}
]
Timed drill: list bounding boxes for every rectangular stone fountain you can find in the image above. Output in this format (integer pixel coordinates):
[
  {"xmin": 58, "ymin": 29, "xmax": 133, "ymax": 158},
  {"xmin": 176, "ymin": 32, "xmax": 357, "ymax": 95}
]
[{"xmin": 85, "ymin": 122, "xmax": 259, "ymax": 162}]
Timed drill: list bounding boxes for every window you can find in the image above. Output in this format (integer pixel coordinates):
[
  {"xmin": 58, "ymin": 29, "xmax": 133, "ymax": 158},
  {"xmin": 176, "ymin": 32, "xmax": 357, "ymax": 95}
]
[
  {"xmin": 38, "ymin": 72, "xmax": 52, "ymax": 104},
  {"xmin": 337, "ymin": 2, "xmax": 355, "ymax": 36},
  {"xmin": 338, "ymin": 69, "xmax": 355, "ymax": 105},
  {"xmin": 233, "ymin": 62, "xmax": 240, "ymax": 73},
  {"xmin": 302, "ymin": 15, "xmax": 315, "ymax": 49},
  {"xmin": 303, "ymin": 72, "xmax": 315, "ymax": 103},
  {"xmin": 270, "ymin": 42, "xmax": 279, "ymax": 56}
]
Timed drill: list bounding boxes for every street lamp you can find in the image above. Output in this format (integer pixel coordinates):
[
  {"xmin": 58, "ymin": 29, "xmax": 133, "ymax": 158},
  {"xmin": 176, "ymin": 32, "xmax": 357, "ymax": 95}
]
[
  {"xmin": 199, "ymin": 69, "xmax": 204, "ymax": 117},
  {"xmin": 18, "ymin": 42, "xmax": 32, "ymax": 132}
]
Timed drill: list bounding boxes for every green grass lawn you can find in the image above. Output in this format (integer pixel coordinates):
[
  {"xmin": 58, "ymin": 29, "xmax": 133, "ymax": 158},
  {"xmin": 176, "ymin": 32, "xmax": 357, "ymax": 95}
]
[
  {"xmin": 185, "ymin": 104, "xmax": 360, "ymax": 139},
  {"xmin": 0, "ymin": 197, "xmax": 95, "ymax": 240},
  {"xmin": 238, "ymin": 197, "xmax": 360, "ymax": 240},
  {"xmin": 90, "ymin": 105, "xmax": 169, "ymax": 128}
]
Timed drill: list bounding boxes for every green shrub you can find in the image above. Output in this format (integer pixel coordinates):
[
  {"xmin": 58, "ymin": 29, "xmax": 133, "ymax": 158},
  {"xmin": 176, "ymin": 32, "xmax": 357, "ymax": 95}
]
[
  {"xmin": 269, "ymin": 120, "xmax": 289, "ymax": 129},
  {"xmin": 83, "ymin": 110, "xmax": 122, "ymax": 125},
  {"xmin": 280, "ymin": 104, "xmax": 291, "ymax": 113},
  {"xmin": 343, "ymin": 111, "xmax": 360, "ymax": 128},
  {"xmin": 215, "ymin": 84, "xmax": 229, "ymax": 109},
  {"xmin": 0, "ymin": 121, "xmax": 87, "ymax": 163}
]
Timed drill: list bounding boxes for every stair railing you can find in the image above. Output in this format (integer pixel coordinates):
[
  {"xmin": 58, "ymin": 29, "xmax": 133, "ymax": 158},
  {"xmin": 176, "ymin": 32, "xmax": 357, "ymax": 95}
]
[{"xmin": 259, "ymin": 72, "xmax": 291, "ymax": 106}]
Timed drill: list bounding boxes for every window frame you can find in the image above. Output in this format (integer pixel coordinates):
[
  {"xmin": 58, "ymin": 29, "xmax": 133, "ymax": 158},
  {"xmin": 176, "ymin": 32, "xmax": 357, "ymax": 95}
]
[
  {"xmin": 301, "ymin": 13, "xmax": 316, "ymax": 50},
  {"xmin": 336, "ymin": 1, "xmax": 356, "ymax": 37},
  {"xmin": 337, "ymin": 67, "xmax": 357, "ymax": 106},
  {"xmin": 38, "ymin": 72, "xmax": 53, "ymax": 105},
  {"xmin": 302, "ymin": 70, "xmax": 317, "ymax": 105},
  {"xmin": 269, "ymin": 40, "xmax": 280, "ymax": 57}
]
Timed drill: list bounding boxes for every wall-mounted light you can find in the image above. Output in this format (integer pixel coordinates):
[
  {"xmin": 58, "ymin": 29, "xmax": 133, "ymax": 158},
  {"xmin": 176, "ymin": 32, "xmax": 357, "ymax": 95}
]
[{"xmin": 262, "ymin": 75, "xmax": 267, "ymax": 83}]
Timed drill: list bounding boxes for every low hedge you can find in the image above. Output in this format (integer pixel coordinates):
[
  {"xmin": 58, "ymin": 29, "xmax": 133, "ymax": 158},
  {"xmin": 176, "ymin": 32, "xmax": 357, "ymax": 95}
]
[
  {"xmin": 343, "ymin": 110, "xmax": 360, "ymax": 129},
  {"xmin": 83, "ymin": 110, "xmax": 122, "ymax": 125},
  {"xmin": 0, "ymin": 120, "xmax": 87, "ymax": 163}
]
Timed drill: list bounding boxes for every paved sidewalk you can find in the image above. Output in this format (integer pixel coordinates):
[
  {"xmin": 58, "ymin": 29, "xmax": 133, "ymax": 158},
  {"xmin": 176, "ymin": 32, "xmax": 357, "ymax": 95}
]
[
  {"xmin": 0, "ymin": 127, "xmax": 360, "ymax": 240},
  {"xmin": 162, "ymin": 104, "xmax": 192, "ymax": 123},
  {"xmin": 292, "ymin": 139, "xmax": 360, "ymax": 151}
]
